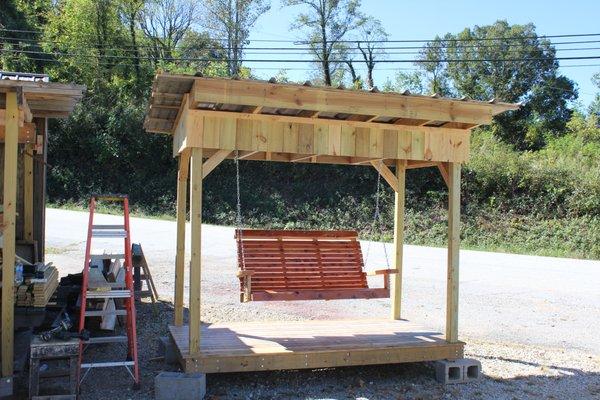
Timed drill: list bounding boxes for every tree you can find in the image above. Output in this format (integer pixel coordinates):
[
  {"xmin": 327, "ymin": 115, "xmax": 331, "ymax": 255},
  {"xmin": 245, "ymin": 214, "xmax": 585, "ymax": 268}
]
[
  {"xmin": 589, "ymin": 72, "xmax": 600, "ymax": 120},
  {"xmin": 284, "ymin": 0, "xmax": 364, "ymax": 86},
  {"xmin": 354, "ymin": 17, "xmax": 387, "ymax": 89},
  {"xmin": 138, "ymin": 0, "xmax": 199, "ymax": 62},
  {"xmin": 202, "ymin": 0, "xmax": 270, "ymax": 77},
  {"xmin": 417, "ymin": 21, "xmax": 577, "ymax": 149},
  {"xmin": 383, "ymin": 70, "xmax": 425, "ymax": 94}
]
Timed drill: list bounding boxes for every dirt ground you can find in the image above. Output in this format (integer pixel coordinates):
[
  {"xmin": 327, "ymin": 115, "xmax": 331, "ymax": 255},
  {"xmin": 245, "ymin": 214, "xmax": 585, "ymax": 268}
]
[{"xmin": 17, "ymin": 298, "xmax": 600, "ymax": 400}]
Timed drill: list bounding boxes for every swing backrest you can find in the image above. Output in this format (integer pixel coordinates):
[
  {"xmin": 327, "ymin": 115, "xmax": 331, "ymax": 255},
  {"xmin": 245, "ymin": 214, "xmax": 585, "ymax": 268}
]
[{"xmin": 236, "ymin": 230, "xmax": 370, "ymax": 300}]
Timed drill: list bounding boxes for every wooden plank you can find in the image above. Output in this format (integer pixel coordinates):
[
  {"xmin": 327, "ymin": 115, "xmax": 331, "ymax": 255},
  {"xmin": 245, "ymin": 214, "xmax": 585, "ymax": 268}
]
[
  {"xmin": 0, "ymin": 123, "xmax": 36, "ymax": 142},
  {"xmin": 370, "ymin": 161, "xmax": 399, "ymax": 193},
  {"xmin": 168, "ymin": 319, "xmax": 464, "ymax": 373},
  {"xmin": 189, "ymin": 148, "xmax": 203, "ymax": 354},
  {"xmin": 33, "ymin": 118, "xmax": 47, "ymax": 261},
  {"xmin": 446, "ymin": 162, "xmax": 461, "ymax": 343},
  {"xmin": 2, "ymin": 91, "xmax": 18, "ymax": 377},
  {"xmin": 202, "ymin": 149, "xmax": 231, "ymax": 179},
  {"xmin": 251, "ymin": 288, "xmax": 388, "ymax": 301},
  {"xmin": 24, "ymin": 143, "xmax": 34, "ymax": 241},
  {"xmin": 191, "ymin": 78, "xmax": 507, "ymax": 125},
  {"xmin": 391, "ymin": 160, "xmax": 406, "ymax": 320},
  {"xmin": 174, "ymin": 151, "xmax": 190, "ymax": 327},
  {"xmin": 437, "ymin": 162, "xmax": 449, "ymax": 188}
]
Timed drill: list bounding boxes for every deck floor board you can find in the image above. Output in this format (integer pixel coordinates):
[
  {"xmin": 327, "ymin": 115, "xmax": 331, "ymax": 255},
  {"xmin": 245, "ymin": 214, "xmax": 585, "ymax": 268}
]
[{"xmin": 169, "ymin": 319, "xmax": 464, "ymax": 373}]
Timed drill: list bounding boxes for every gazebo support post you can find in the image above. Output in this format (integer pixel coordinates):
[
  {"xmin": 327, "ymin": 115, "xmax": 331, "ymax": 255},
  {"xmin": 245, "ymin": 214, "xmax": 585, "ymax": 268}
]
[
  {"xmin": 2, "ymin": 91, "xmax": 19, "ymax": 381},
  {"xmin": 446, "ymin": 162, "xmax": 461, "ymax": 343},
  {"xmin": 174, "ymin": 151, "xmax": 190, "ymax": 326},
  {"xmin": 391, "ymin": 160, "xmax": 406, "ymax": 320},
  {"xmin": 188, "ymin": 147, "xmax": 203, "ymax": 355}
]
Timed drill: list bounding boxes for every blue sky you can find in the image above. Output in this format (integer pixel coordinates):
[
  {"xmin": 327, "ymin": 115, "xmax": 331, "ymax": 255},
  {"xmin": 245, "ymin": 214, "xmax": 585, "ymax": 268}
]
[{"xmin": 245, "ymin": 0, "xmax": 600, "ymax": 107}]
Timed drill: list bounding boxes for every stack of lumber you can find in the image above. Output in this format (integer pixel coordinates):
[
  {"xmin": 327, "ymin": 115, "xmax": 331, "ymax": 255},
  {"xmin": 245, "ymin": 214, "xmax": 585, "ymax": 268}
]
[{"xmin": 15, "ymin": 264, "xmax": 59, "ymax": 307}]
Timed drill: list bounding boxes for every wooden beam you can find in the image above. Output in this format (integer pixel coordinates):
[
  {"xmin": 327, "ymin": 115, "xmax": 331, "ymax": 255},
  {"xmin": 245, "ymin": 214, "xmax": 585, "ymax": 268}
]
[
  {"xmin": 370, "ymin": 160, "xmax": 400, "ymax": 193},
  {"xmin": 190, "ymin": 78, "xmax": 511, "ymax": 125},
  {"xmin": 188, "ymin": 148, "xmax": 203, "ymax": 355},
  {"xmin": 290, "ymin": 154, "xmax": 316, "ymax": 163},
  {"xmin": 437, "ymin": 162, "xmax": 449, "ymax": 188},
  {"xmin": 391, "ymin": 160, "xmax": 406, "ymax": 320},
  {"xmin": 189, "ymin": 109, "xmax": 473, "ymax": 135},
  {"xmin": 174, "ymin": 150, "xmax": 190, "ymax": 327},
  {"xmin": 237, "ymin": 150, "xmax": 260, "ymax": 160},
  {"xmin": 2, "ymin": 91, "xmax": 18, "ymax": 377},
  {"xmin": 446, "ymin": 162, "xmax": 461, "ymax": 343},
  {"xmin": 33, "ymin": 118, "xmax": 47, "ymax": 261},
  {"xmin": 24, "ymin": 144, "xmax": 34, "ymax": 241},
  {"xmin": 19, "ymin": 92, "xmax": 33, "ymax": 123},
  {"xmin": 202, "ymin": 150, "xmax": 231, "ymax": 179},
  {"xmin": 0, "ymin": 123, "xmax": 36, "ymax": 143}
]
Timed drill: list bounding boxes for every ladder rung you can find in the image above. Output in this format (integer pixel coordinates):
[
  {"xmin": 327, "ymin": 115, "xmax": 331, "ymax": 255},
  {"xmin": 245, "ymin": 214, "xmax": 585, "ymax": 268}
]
[
  {"xmin": 90, "ymin": 253, "xmax": 126, "ymax": 259},
  {"xmin": 81, "ymin": 361, "xmax": 135, "ymax": 368},
  {"xmin": 85, "ymin": 310, "xmax": 128, "ymax": 317},
  {"xmin": 92, "ymin": 230, "xmax": 127, "ymax": 238},
  {"xmin": 92, "ymin": 224, "xmax": 125, "ymax": 230},
  {"xmin": 84, "ymin": 336, "xmax": 129, "ymax": 344},
  {"xmin": 86, "ymin": 290, "xmax": 131, "ymax": 299}
]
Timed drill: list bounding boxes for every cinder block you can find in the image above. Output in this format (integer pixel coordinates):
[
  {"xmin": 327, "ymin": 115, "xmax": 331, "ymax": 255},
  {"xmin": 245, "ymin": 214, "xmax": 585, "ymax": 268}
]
[
  {"xmin": 155, "ymin": 371, "xmax": 206, "ymax": 400},
  {"xmin": 0, "ymin": 376, "xmax": 12, "ymax": 398},
  {"xmin": 434, "ymin": 358, "xmax": 481, "ymax": 384},
  {"xmin": 463, "ymin": 358, "xmax": 482, "ymax": 381},
  {"xmin": 157, "ymin": 336, "xmax": 179, "ymax": 365}
]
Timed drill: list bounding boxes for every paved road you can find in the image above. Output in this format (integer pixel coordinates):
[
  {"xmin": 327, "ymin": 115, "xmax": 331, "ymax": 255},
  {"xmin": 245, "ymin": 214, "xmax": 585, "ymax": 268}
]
[{"xmin": 46, "ymin": 208, "xmax": 600, "ymax": 354}]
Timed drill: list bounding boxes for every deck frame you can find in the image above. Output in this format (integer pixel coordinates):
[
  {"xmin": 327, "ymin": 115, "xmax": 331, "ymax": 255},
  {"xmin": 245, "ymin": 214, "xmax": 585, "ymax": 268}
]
[{"xmin": 144, "ymin": 74, "xmax": 518, "ymax": 373}]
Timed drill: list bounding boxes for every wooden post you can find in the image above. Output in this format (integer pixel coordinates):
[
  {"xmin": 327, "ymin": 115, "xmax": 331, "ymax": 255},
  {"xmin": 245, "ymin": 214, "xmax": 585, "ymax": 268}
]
[
  {"xmin": 24, "ymin": 143, "xmax": 34, "ymax": 241},
  {"xmin": 446, "ymin": 162, "xmax": 461, "ymax": 343},
  {"xmin": 174, "ymin": 151, "xmax": 190, "ymax": 326},
  {"xmin": 188, "ymin": 148, "xmax": 203, "ymax": 355},
  {"xmin": 391, "ymin": 160, "xmax": 406, "ymax": 320},
  {"xmin": 33, "ymin": 118, "xmax": 47, "ymax": 262},
  {"xmin": 2, "ymin": 91, "xmax": 19, "ymax": 377}
]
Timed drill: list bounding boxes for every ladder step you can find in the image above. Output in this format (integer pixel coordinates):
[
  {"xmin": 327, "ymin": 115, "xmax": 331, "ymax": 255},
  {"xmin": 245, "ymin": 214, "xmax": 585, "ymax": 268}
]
[
  {"xmin": 90, "ymin": 253, "xmax": 126, "ymax": 260},
  {"xmin": 85, "ymin": 310, "xmax": 128, "ymax": 317},
  {"xmin": 81, "ymin": 361, "xmax": 135, "ymax": 368},
  {"xmin": 92, "ymin": 229, "xmax": 127, "ymax": 238},
  {"xmin": 92, "ymin": 224, "xmax": 125, "ymax": 230},
  {"xmin": 84, "ymin": 336, "xmax": 129, "ymax": 344},
  {"xmin": 86, "ymin": 290, "xmax": 132, "ymax": 299}
]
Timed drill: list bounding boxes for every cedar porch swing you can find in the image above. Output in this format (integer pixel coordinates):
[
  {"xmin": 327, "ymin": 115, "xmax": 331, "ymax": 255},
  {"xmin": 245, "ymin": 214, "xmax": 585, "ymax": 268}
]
[{"xmin": 144, "ymin": 74, "xmax": 518, "ymax": 374}]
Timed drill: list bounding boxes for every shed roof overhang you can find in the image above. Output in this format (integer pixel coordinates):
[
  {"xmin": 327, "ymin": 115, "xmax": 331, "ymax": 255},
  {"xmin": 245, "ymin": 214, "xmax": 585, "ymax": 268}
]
[{"xmin": 144, "ymin": 74, "xmax": 519, "ymax": 166}]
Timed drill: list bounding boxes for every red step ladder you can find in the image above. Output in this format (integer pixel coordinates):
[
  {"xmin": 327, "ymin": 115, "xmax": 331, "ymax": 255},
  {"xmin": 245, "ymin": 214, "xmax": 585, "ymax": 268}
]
[{"xmin": 78, "ymin": 194, "xmax": 140, "ymax": 389}]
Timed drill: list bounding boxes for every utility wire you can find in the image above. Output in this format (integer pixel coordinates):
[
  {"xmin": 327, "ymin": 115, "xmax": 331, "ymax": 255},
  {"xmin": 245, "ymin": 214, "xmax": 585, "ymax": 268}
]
[
  {"xmin": 2, "ymin": 27, "xmax": 600, "ymax": 43},
  {"xmin": 2, "ymin": 47, "xmax": 599, "ymax": 63}
]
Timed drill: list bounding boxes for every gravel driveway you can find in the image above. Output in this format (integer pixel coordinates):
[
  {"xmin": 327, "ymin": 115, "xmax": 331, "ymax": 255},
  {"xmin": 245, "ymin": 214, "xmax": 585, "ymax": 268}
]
[{"xmin": 40, "ymin": 208, "xmax": 600, "ymax": 399}]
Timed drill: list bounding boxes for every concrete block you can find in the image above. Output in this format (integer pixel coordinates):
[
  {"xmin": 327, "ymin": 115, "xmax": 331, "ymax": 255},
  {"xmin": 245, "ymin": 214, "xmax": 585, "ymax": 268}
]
[
  {"xmin": 434, "ymin": 358, "xmax": 481, "ymax": 384},
  {"xmin": 157, "ymin": 336, "xmax": 179, "ymax": 365},
  {"xmin": 155, "ymin": 372, "xmax": 206, "ymax": 400},
  {"xmin": 463, "ymin": 358, "xmax": 482, "ymax": 381},
  {"xmin": 0, "ymin": 376, "xmax": 12, "ymax": 398}
]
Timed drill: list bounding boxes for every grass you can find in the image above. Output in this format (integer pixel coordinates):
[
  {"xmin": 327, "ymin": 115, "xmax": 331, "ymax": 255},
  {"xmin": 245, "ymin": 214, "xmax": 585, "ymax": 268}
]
[
  {"xmin": 48, "ymin": 203, "xmax": 599, "ymax": 260},
  {"xmin": 47, "ymin": 201, "xmax": 176, "ymax": 221}
]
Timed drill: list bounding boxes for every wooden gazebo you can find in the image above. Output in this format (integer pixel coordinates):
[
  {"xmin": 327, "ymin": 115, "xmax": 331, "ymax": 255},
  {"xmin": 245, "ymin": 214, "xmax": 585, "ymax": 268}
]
[
  {"xmin": 0, "ymin": 72, "xmax": 84, "ymax": 393},
  {"xmin": 145, "ymin": 74, "xmax": 518, "ymax": 373}
]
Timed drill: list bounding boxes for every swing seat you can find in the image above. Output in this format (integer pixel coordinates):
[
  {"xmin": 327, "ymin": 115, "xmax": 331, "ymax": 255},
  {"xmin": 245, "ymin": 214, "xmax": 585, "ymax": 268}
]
[{"xmin": 236, "ymin": 230, "xmax": 397, "ymax": 302}]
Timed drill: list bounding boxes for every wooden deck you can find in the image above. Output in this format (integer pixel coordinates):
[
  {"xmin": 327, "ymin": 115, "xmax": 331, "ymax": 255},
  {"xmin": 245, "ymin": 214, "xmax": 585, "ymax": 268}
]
[{"xmin": 169, "ymin": 319, "xmax": 464, "ymax": 373}]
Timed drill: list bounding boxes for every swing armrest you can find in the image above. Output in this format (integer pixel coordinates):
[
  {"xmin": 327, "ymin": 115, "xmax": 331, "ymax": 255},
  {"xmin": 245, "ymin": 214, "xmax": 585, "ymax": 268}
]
[
  {"xmin": 366, "ymin": 269, "xmax": 399, "ymax": 276},
  {"xmin": 236, "ymin": 270, "xmax": 255, "ymax": 278}
]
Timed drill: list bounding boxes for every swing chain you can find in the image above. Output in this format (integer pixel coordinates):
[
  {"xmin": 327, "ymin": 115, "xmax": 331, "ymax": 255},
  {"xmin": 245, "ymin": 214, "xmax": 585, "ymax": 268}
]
[{"xmin": 235, "ymin": 149, "xmax": 246, "ymax": 270}]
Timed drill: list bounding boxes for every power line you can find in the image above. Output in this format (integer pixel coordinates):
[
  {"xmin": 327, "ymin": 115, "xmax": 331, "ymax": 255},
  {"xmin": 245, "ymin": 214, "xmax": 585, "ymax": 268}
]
[
  {"xmin": 2, "ymin": 46, "xmax": 599, "ymax": 63},
  {"xmin": 3, "ymin": 33, "xmax": 600, "ymax": 53},
  {"xmin": 2, "ymin": 27, "xmax": 600, "ymax": 44}
]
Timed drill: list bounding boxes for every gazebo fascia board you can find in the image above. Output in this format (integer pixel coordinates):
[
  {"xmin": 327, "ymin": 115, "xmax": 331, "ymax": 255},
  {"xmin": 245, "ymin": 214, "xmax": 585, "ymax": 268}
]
[{"xmin": 145, "ymin": 74, "xmax": 518, "ymax": 374}]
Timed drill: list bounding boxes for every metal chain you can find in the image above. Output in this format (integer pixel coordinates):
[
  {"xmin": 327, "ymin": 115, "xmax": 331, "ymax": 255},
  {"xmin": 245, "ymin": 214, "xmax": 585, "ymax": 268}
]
[{"xmin": 235, "ymin": 149, "xmax": 246, "ymax": 270}]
